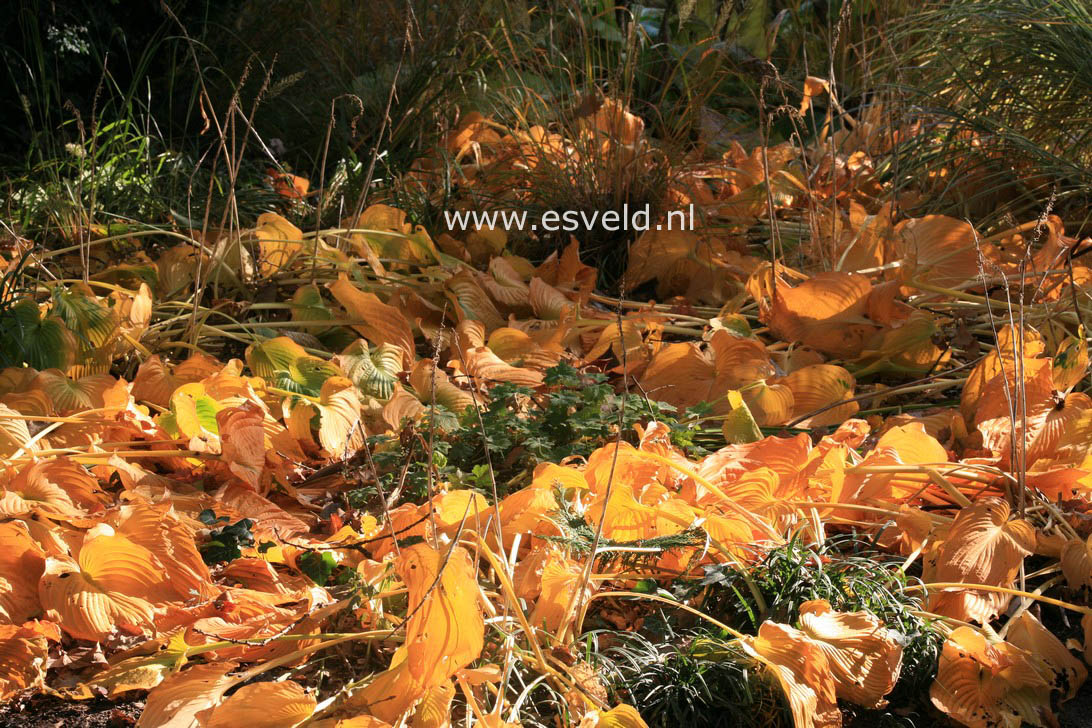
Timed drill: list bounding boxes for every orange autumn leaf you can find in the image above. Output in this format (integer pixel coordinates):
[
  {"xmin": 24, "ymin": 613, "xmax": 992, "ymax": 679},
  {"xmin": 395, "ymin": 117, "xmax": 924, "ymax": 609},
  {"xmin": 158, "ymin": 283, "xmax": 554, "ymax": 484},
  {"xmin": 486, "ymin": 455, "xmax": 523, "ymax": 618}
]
[
  {"xmin": 329, "ymin": 276, "xmax": 416, "ymax": 368},
  {"xmin": 930, "ymin": 626, "xmax": 1052, "ymax": 728},
  {"xmin": 527, "ymin": 546, "xmax": 592, "ymax": 634},
  {"xmin": 927, "ymin": 498, "xmax": 1035, "ymax": 623},
  {"xmin": 742, "ymin": 621, "xmax": 840, "ymax": 728},
  {"xmin": 1005, "ymin": 611, "xmax": 1086, "ymax": 700},
  {"xmin": 268, "ymin": 169, "xmax": 310, "ymax": 200},
  {"xmin": 217, "ymin": 402, "xmax": 268, "ymax": 490},
  {"xmin": 895, "ymin": 215, "xmax": 985, "ymax": 288},
  {"xmin": 1, "ymin": 458, "xmax": 106, "ymax": 518},
  {"xmin": 453, "ymin": 346, "xmax": 544, "ymax": 388},
  {"xmin": 766, "ymin": 272, "xmax": 876, "ymax": 357},
  {"xmin": 201, "ymin": 679, "xmax": 316, "ymax": 728},
  {"xmin": 253, "ymin": 212, "xmax": 304, "ymax": 276},
  {"xmin": 797, "ymin": 599, "xmax": 904, "ymax": 708},
  {"xmin": 136, "ymin": 662, "xmax": 239, "ymax": 728},
  {"xmin": 0, "ymin": 623, "xmax": 49, "ymax": 700},
  {"xmin": 781, "ymin": 364, "xmax": 859, "ymax": 427},
  {"xmin": 39, "ymin": 547, "xmax": 158, "ymax": 643},
  {"xmin": 398, "ymin": 543, "xmax": 484, "ymax": 688},
  {"xmin": 410, "ymin": 680, "xmax": 456, "ymax": 728},
  {"xmin": 0, "ymin": 521, "xmax": 45, "ymax": 623}
]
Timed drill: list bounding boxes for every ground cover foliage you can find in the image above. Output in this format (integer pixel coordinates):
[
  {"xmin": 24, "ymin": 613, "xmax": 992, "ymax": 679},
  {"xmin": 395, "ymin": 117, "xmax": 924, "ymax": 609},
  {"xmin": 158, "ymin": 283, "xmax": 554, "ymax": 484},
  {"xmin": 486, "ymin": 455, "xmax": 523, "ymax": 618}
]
[{"xmin": 6, "ymin": 1, "xmax": 1092, "ymax": 727}]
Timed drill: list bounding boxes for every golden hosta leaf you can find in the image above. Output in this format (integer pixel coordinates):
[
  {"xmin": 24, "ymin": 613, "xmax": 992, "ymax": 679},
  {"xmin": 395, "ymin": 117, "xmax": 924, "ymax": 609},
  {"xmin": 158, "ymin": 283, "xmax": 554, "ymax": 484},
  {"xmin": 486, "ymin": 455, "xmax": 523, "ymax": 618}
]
[
  {"xmin": 136, "ymin": 662, "xmax": 239, "ymax": 728},
  {"xmin": 410, "ymin": 680, "xmax": 455, "ymax": 728},
  {"xmin": 156, "ymin": 244, "xmax": 205, "ymax": 297},
  {"xmin": 742, "ymin": 621, "xmax": 840, "ymax": 728},
  {"xmin": 589, "ymin": 704, "xmax": 650, "ymax": 728},
  {"xmin": 317, "ymin": 376, "xmax": 362, "ymax": 457},
  {"xmin": 974, "ymin": 357, "xmax": 1057, "ymax": 467},
  {"xmin": 0, "ymin": 521, "xmax": 45, "ymax": 623},
  {"xmin": 529, "ymin": 277, "xmax": 573, "ymax": 320},
  {"xmin": 782, "ymin": 364, "xmax": 859, "ymax": 427},
  {"xmin": 39, "ymin": 550, "xmax": 157, "ymax": 643},
  {"xmin": 928, "ymin": 498, "xmax": 1035, "ymax": 623},
  {"xmin": 480, "ymin": 257, "xmax": 530, "ymax": 309},
  {"xmin": 382, "ymin": 386, "xmax": 427, "ymax": 430},
  {"xmin": 444, "ymin": 270, "xmax": 507, "ymax": 332},
  {"xmin": 132, "ymin": 354, "xmax": 211, "ymax": 408},
  {"xmin": 409, "ymin": 359, "xmax": 475, "ymax": 415},
  {"xmin": 638, "ymin": 343, "xmax": 714, "ymax": 410},
  {"xmin": 254, "ymin": 212, "xmax": 304, "ymax": 276},
  {"xmin": 930, "ymin": 627, "xmax": 1051, "ymax": 728},
  {"xmin": 527, "ymin": 546, "xmax": 592, "ymax": 635},
  {"xmin": 202, "ymin": 680, "xmax": 316, "ymax": 728},
  {"xmin": 585, "ymin": 486, "xmax": 658, "ymax": 542},
  {"xmin": 246, "ymin": 336, "xmax": 311, "ymax": 381},
  {"xmin": 895, "ymin": 215, "xmax": 984, "ymax": 288},
  {"xmin": 353, "ymin": 544, "xmax": 484, "ymax": 722},
  {"xmin": 741, "ymin": 381, "xmax": 794, "ymax": 426},
  {"xmin": 0, "ymin": 624, "xmax": 49, "ymax": 700},
  {"xmin": 429, "ymin": 489, "xmax": 491, "ymax": 535},
  {"xmin": 623, "ymin": 230, "xmax": 701, "ymax": 290},
  {"xmin": 834, "ymin": 423, "xmax": 948, "ymax": 513},
  {"xmin": 118, "ymin": 502, "xmax": 216, "ymax": 601},
  {"xmin": 797, "ymin": 599, "xmax": 904, "ymax": 708},
  {"xmin": 217, "ymin": 403, "xmax": 268, "ymax": 490},
  {"xmin": 399, "ymin": 543, "xmax": 484, "ymax": 688},
  {"xmin": 1005, "ymin": 611, "xmax": 1086, "ymax": 700},
  {"xmin": 858, "ymin": 312, "xmax": 950, "ymax": 376},
  {"xmin": 1062, "ymin": 531, "xmax": 1092, "ymax": 594},
  {"xmin": 960, "ymin": 325, "xmax": 1045, "ymax": 421},
  {"xmin": 1026, "ymin": 391, "xmax": 1092, "ymax": 468},
  {"xmin": 0, "ymin": 458, "xmax": 106, "ymax": 518},
  {"xmin": 0, "ymin": 403, "xmax": 36, "ymax": 458},
  {"xmin": 351, "ymin": 656, "xmax": 420, "ymax": 724},
  {"xmin": 329, "ymin": 276, "xmax": 416, "ymax": 367},
  {"xmin": 455, "ymin": 346, "xmax": 544, "ymax": 388},
  {"xmin": 767, "ymin": 272, "xmax": 876, "ymax": 357},
  {"xmin": 709, "ymin": 330, "xmax": 775, "ymax": 392},
  {"xmin": 499, "ymin": 480, "xmax": 560, "ymax": 537}
]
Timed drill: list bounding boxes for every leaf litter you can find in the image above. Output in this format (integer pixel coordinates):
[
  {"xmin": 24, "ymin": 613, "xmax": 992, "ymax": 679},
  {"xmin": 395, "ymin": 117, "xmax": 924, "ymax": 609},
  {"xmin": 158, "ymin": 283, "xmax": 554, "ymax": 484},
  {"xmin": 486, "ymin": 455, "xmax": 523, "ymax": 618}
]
[{"xmin": 3, "ymin": 84, "xmax": 1092, "ymax": 727}]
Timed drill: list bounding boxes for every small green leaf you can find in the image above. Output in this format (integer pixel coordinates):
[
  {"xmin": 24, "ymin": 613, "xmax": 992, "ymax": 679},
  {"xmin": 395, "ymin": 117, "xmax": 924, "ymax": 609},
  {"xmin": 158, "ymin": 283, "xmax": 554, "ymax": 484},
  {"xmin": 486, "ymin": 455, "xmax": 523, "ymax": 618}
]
[{"xmin": 299, "ymin": 551, "xmax": 337, "ymax": 585}]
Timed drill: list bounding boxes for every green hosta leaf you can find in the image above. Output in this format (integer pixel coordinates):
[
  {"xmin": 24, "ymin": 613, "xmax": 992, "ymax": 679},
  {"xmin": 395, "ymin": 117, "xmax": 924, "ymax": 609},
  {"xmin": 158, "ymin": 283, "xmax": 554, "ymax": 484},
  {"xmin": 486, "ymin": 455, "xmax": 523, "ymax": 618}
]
[
  {"xmin": 290, "ymin": 356, "xmax": 341, "ymax": 393},
  {"xmin": 721, "ymin": 390, "xmax": 762, "ymax": 444},
  {"xmin": 166, "ymin": 383, "xmax": 222, "ymax": 438},
  {"xmin": 290, "ymin": 283, "xmax": 334, "ymax": 327},
  {"xmin": 339, "ymin": 339, "xmax": 402, "ymax": 400},
  {"xmin": 51, "ymin": 286, "xmax": 118, "ymax": 354},
  {"xmin": 246, "ymin": 336, "xmax": 310, "ymax": 380},
  {"xmin": 1054, "ymin": 325, "xmax": 1089, "ymax": 392},
  {"xmin": 0, "ymin": 299, "xmax": 77, "ymax": 370}
]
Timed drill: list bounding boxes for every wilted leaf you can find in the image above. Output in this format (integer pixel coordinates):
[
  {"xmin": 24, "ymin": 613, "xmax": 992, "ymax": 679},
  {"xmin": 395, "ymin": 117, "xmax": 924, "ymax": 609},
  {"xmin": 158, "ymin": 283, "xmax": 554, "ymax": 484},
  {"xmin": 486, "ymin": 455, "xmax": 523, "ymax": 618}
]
[{"xmin": 928, "ymin": 498, "xmax": 1035, "ymax": 623}]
